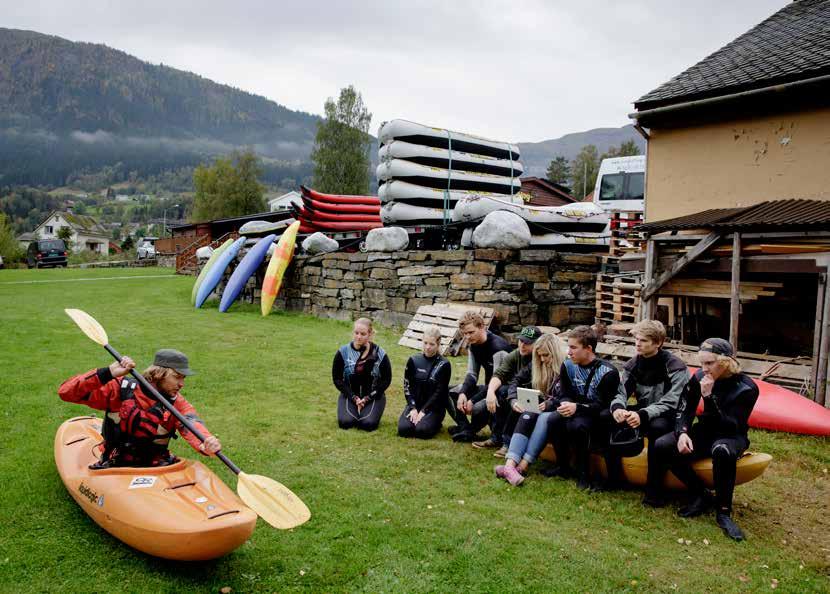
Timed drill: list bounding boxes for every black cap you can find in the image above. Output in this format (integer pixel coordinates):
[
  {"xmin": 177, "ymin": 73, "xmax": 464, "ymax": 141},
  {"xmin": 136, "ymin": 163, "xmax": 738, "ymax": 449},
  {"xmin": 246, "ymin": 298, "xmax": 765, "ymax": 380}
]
[
  {"xmin": 699, "ymin": 338, "xmax": 735, "ymax": 358},
  {"xmin": 518, "ymin": 326, "xmax": 543, "ymax": 344},
  {"xmin": 153, "ymin": 349, "xmax": 195, "ymax": 376}
]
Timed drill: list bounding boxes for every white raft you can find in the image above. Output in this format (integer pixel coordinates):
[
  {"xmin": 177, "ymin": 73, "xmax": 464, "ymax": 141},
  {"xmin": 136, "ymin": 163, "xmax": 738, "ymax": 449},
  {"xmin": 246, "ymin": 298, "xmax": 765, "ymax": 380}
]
[
  {"xmin": 378, "ymin": 119, "xmax": 520, "ymax": 161},
  {"xmin": 381, "ymin": 202, "xmax": 447, "ymax": 225},
  {"xmin": 461, "ymin": 227, "xmax": 609, "ymax": 248},
  {"xmin": 379, "ymin": 140, "xmax": 523, "ymax": 178},
  {"xmin": 378, "ymin": 179, "xmax": 520, "ymax": 206},
  {"xmin": 453, "ymin": 195, "xmax": 609, "ymax": 232},
  {"xmin": 377, "ymin": 159, "xmax": 522, "ymax": 195}
]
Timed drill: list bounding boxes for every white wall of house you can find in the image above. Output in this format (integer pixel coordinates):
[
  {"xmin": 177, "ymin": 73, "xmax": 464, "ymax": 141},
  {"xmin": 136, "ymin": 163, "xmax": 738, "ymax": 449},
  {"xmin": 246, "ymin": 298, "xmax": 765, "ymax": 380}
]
[
  {"xmin": 33, "ymin": 213, "xmax": 108, "ymax": 254},
  {"xmin": 268, "ymin": 191, "xmax": 301, "ymax": 211}
]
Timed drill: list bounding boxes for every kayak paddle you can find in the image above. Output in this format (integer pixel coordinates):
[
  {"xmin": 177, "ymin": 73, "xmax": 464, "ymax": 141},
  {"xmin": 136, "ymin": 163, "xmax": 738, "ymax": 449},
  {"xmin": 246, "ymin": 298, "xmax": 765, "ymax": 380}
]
[{"xmin": 64, "ymin": 308, "xmax": 311, "ymax": 530}]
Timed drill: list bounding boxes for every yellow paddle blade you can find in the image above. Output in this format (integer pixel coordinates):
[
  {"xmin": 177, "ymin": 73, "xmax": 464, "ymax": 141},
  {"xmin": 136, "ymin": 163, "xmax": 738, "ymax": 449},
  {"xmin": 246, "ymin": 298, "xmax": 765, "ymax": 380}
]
[
  {"xmin": 236, "ymin": 471, "xmax": 311, "ymax": 529},
  {"xmin": 65, "ymin": 308, "xmax": 109, "ymax": 346}
]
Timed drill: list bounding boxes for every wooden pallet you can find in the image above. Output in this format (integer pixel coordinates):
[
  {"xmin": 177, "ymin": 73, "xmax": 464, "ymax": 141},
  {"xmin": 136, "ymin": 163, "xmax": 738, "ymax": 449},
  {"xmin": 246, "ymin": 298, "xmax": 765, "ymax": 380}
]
[{"xmin": 399, "ymin": 302, "xmax": 495, "ymax": 356}]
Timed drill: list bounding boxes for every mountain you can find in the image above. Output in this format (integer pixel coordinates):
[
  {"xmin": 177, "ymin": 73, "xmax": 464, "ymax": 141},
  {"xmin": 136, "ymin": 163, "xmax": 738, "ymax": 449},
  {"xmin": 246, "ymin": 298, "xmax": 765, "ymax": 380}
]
[
  {"xmin": 517, "ymin": 125, "xmax": 645, "ymax": 177},
  {"xmin": 0, "ymin": 28, "xmax": 320, "ymax": 187}
]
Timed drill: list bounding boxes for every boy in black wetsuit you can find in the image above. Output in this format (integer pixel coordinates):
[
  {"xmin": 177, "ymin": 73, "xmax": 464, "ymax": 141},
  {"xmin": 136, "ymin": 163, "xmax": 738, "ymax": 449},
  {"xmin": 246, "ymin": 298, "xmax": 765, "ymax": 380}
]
[
  {"xmin": 651, "ymin": 338, "xmax": 759, "ymax": 541},
  {"xmin": 544, "ymin": 325, "xmax": 620, "ymax": 490},
  {"xmin": 448, "ymin": 311, "xmax": 512, "ymax": 443}
]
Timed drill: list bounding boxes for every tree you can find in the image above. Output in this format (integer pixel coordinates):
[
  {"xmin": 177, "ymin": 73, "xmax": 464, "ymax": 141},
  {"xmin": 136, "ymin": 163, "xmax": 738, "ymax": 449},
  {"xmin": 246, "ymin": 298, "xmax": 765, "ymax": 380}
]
[
  {"xmin": 0, "ymin": 213, "xmax": 22, "ymax": 263},
  {"xmin": 57, "ymin": 225, "xmax": 73, "ymax": 251},
  {"xmin": 310, "ymin": 85, "xmax": 372, "ymax": 194},
  {"xmin": 192, "ymin": 150, "xmax": 266, "ymax": 221},
  {"xmin": 545, "ymin": 156, "xmax": 571, "ymax": 186},
  {"xmin": 570, "ymin": 144, "xmax": 600, "ymax": 200},
  {"xmin": 602, "ymin": 140, "xmax": 641, "ymax": 159}
]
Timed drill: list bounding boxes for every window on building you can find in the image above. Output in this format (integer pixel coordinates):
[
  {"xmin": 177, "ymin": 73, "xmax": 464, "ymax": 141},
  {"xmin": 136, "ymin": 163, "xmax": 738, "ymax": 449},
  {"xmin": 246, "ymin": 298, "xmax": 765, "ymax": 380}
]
[{"xmin": 45, "ymin": 225, "xmax": 54, "ymax": 234}]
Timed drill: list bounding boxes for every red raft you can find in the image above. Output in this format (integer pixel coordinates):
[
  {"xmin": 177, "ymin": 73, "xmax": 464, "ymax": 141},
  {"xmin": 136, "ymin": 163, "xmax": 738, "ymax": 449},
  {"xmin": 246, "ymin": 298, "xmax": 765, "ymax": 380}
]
[
  {"xmin": 296, "ymin": 186, "xmax": 382, "ymax": 233},
  {"xmin": 300, "ymin": 185, "xmax": 380, "ymax": 206},
  {"xmin": 689, "ymin": 368, "xmax": 830, "ymax": 436}
]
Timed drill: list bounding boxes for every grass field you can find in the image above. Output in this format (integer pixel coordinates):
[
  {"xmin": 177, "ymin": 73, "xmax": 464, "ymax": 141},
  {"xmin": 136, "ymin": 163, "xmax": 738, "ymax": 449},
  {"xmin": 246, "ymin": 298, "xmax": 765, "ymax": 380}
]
[{"xmin": 0, "ymin": 267, "xmax": 828, "ymax": 593}]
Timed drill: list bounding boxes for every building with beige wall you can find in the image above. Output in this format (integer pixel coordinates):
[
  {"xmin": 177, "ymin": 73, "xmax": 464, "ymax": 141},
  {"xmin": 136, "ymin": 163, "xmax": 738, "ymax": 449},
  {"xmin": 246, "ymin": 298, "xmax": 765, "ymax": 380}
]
[{"xmin": 630, "ymin": 0, "xmax": 830, "ymax": 223}]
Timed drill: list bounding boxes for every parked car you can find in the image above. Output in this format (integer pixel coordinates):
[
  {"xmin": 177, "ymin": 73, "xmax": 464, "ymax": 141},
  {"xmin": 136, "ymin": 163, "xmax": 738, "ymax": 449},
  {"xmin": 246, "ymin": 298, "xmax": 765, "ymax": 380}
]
[
  {"xmin": 27, "ymin": 239, "xmax": 69, "ymax": 268},
  {"xmin": 0, "ymin": 254, "xmax": 4, "ymax": 269},
  {"xmin": 136, "ymin": 237, "xmax": 158, "ymax": 260}
]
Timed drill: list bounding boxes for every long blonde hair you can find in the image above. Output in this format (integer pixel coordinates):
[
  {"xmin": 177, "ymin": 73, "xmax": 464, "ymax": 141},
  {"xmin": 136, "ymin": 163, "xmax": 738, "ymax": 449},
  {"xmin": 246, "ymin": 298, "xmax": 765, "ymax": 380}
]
[{"xmin": 531, "ymin": 334, "xmax": 565, "ymax": 393}]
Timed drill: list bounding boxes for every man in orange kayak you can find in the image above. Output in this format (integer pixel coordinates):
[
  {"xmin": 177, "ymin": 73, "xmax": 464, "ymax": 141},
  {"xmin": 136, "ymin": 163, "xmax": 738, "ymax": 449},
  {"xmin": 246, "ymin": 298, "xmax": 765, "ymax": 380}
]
[{"xmin": 58, "ymin": 349, "xmax": 221, "ymax": 468}]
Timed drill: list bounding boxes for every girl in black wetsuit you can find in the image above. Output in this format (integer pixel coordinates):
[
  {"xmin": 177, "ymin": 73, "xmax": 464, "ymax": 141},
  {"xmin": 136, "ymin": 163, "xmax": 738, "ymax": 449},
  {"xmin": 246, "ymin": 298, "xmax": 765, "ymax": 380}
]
[
  {"xmin": 398, "ymin": 326, "xmax": 451, "ymax": 439},
  {"xmin": 332, "ymin": 318, "xmax": 392, "ymax": 431}
]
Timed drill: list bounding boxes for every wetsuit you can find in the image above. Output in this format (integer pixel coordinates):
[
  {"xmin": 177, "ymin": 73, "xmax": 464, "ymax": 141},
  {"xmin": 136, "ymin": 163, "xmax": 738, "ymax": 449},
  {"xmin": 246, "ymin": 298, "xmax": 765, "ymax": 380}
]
[
  {"xmin": 333, "ymin": 342, "xmax": 392, "ymax": 431},
  {"xmin": 58, "ymin": 367, "xmax": 213, "ymax": 467},
  {"xmin": 398, "ymin": 353, "xmax": 451, "ymax": 439},
  {"xmin": 491, "ymin": 348, "xmax": 533, "ymax": 445},
  {"xmin": 547, "ymin": 358, "xmax": 620, "ymax": 481},
  {"xmin": 448, "ymin": 331, "xmax": 512, "ymax": 438},
  {"xmin": 652, "ymin": 370, "xmax": 758, "ymax": 513},
  {"xmin": 605, "ymin": 349, "xmax": 688, "ymax": 489}
]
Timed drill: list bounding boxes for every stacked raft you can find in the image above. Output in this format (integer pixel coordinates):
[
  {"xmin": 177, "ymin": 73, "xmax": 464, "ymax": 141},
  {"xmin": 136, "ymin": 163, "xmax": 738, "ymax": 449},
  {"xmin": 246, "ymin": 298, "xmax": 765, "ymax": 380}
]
[
  {"xmin": 293, "ymin": 186, "xmax": 382, "ymax": 233},
  {"xmin": 377, "ymin": 119, "xmax": 523, "ymax": 229}
]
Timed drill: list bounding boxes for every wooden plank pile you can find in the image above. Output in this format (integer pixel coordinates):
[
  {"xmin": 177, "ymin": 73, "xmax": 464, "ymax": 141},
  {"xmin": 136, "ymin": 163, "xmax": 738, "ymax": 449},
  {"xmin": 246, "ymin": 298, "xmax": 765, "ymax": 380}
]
[
  {"xmin": 660, "ymin": 278, "xmax": 783, "ymax": 300},
  {"xmin": 609, "ymin": 211, "xmax": 645, "ymax": 258},
  {"xmin": 595, "ymin": 272, "xmax": 643, "ymax": 325},
  {"xmin": 399, "ymin": 302, "xmax": 495, "ymax": 356}
]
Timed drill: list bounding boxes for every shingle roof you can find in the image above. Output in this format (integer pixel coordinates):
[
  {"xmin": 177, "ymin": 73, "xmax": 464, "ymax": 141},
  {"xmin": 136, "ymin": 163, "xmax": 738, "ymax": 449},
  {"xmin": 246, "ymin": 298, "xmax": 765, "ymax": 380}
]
[
  {"xmin": 635, "ymin": 0, "xmax": 830, "ymax": 110},
  {"xmin": 638, "ymin": 199, "xmax": 830, "ymax": 233}
]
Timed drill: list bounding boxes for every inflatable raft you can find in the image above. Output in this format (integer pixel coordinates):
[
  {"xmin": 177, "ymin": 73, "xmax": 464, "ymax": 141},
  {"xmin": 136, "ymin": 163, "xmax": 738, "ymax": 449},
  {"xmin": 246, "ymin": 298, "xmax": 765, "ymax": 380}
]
[
  {"xmin": 378, "ymin": 179, "xmax": 509, "ymax": 207},
  {"xmin": 453, "ymin": 195, "xmax": 610, "ymax": 232},
  {"xmin": 296, "ymin": 206, "xmax": 380, "ymax": 223},
  {"xmin": 377, "ymin": 159, "xmax": 522, "ymax": 195},
  {"xmin": 378, "ymin": 119, "xmax": 520, "ymax": 161},
  {"xmin": 381, "ymin": 202, "xmax": 448, "ymax": 226},
  {"xmin": 301, "ymin": 196, "xmax": 381, "ymax": 215},
  {"xmin": 379, "ymin": 140, "xmax": 523, "ymax": 178},
  {"xmin": 55, "ymin": 417, "xmax": 256, "ymax": 560},
  {"xmin": 300, "ymin": 185, "xmax": 380, "ymax": 206},
  {"xmin": 538, "ymin": 443, "xmax": 771, "ymax": 490}
]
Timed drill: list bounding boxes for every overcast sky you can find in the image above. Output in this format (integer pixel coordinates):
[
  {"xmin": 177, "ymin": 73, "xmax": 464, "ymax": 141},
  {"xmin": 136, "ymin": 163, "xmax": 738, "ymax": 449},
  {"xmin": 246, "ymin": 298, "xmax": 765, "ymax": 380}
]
[{"xmin": 4, "ymin": 0, "xmax": 788, "ymax": 142}]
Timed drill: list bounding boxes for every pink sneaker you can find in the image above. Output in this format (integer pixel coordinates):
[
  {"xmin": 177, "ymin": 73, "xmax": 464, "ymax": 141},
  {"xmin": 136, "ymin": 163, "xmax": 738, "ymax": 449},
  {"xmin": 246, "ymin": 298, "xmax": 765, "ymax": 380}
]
[
  {"xmin": 494, "ymin": 465, "xmax": 507, "ymax": 479},
  {"xmin": 503, "ymin": 465, "xmax": 525, "ymax": 486}
]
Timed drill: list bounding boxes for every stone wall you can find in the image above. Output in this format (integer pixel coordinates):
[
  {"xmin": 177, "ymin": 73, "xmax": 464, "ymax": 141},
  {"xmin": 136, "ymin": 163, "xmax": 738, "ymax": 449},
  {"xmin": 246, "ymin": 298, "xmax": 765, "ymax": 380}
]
[{"xmin": 276, "ymin": 249, "xmax": 601, "ymax": 331}]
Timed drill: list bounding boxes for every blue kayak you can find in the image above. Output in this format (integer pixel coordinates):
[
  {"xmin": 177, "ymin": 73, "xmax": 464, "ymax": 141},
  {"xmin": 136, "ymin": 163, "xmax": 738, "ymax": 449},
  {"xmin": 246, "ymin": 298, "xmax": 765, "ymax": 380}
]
[
  {"xmin": 194, "ymin": 236, "xmax": 247, "ymax": 309},
  {"xmin": 219, "ymin": 234, "xmax": 276, "ymax": 312}
]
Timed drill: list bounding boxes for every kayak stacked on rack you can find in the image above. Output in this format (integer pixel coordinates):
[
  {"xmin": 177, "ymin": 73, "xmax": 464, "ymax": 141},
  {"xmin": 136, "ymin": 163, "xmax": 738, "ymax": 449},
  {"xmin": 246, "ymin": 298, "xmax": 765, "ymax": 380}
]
[
  {"xmin": 293, "ymin": 186, "xmax": 382, "ymax": 233},
  {"xmin": 377, "ymin": 119, "xmax": 524, "ymax": 228}
]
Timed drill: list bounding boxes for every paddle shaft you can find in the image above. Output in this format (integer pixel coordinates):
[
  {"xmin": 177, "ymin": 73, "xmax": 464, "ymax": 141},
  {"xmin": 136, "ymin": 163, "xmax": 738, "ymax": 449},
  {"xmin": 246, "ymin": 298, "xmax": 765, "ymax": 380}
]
[{"xmin": 103, "ymin": 343, "xmax": 242, "ymax": 475}]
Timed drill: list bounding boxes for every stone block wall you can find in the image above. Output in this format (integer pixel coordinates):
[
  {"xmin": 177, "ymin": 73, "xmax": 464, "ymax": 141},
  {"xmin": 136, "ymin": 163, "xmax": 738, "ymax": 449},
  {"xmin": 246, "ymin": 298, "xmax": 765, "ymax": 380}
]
[{"xmin": 276, "ymin": 249, "xmax": 601, "ymax": 331}]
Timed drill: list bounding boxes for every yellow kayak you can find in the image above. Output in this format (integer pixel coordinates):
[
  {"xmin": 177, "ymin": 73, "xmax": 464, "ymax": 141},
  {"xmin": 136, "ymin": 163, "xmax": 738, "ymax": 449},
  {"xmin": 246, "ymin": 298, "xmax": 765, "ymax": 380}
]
[{"xmin": 261, "ymin": 221, "xmax": 300, "ymax": 316}]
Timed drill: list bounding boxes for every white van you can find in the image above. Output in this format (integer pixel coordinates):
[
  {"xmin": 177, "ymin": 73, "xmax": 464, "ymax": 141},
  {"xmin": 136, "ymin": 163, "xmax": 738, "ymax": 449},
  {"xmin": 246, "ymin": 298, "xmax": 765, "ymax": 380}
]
[{"xmin": 592, "ymin": 155, "xmax": 645, "ymax": 213}]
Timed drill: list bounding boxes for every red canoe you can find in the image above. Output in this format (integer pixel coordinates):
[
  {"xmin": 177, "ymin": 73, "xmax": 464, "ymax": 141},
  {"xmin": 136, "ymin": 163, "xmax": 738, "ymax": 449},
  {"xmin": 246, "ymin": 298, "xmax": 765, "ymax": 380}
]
[
  {"xmin": 296, "ymin": 207, "xmax": 380, "ymax": 223},
  {"xmin": 689, "ymin": 368, "xmax": 830, "ymax": 436},
  {"xmin": 301, "ymin": 196, "xmax": 380, "ymax": 215},
  {"xmin": 300, "ymin": 185, "xmax": 380, "ymax": 206}
]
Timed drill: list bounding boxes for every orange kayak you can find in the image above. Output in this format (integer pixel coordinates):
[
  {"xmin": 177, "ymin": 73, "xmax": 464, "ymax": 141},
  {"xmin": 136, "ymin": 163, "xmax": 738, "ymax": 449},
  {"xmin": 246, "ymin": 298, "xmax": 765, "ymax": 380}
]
[
  {"xmin": 261, "ymin": 220, "xmax": 300, "ymax": 316},
  {"xmin": 55, "ymin": 416, "xmax": 257, "ymax": 560}
]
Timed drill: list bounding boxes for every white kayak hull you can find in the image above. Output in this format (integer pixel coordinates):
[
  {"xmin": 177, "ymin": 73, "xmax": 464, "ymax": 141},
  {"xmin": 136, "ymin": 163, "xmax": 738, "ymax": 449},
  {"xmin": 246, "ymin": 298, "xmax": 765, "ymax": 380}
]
[
  {"xmin": 378, "ymin": 179, "xmax": 522, "ymax": 207},
  {"xmin": 378, "ymin": 119, "xmax": 520, "ymax": 161},
  {"xmin": 377, "ymin": 159, "xmax": 522, "ymax": 195},
  {"xmin": 379, "ymin": 140, "xmax": 523, "ymax": 178}
]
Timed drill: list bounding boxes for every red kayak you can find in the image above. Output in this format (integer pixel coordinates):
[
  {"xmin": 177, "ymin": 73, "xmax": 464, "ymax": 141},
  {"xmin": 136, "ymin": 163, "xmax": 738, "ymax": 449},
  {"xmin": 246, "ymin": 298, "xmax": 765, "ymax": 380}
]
[
  {"xmin": 296, "ymin": 207, "xmax": 380, "ymax": 223},
  {"xmin": 689, "ymin": 368, "xmax": 830, "ymax": 436},
  {"xmin": 300, "ymin": 185, "xmax": 380, "ymax": 206},
  {"xmin": 302, "ymin": 196, "xmax": 380, "ymax": 215}
]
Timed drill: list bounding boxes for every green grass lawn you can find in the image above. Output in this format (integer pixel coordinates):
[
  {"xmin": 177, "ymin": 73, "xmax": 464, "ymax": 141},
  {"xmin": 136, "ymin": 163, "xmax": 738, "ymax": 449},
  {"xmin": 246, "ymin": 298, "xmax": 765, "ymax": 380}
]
[{"xmin": 0, "ymin": 267, "xmax": 828, "ymax": 593}]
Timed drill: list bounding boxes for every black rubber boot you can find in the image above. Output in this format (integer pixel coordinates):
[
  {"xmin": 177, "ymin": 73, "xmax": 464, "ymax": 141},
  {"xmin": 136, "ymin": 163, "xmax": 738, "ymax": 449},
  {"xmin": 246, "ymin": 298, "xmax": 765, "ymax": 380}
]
[
  {"xmin": 716, "ymin": 513, "xmax": 745, "ymax": 541},
  {"xmin": 678, "ymin": 491, "xmax": 713, "ymax": 518}
]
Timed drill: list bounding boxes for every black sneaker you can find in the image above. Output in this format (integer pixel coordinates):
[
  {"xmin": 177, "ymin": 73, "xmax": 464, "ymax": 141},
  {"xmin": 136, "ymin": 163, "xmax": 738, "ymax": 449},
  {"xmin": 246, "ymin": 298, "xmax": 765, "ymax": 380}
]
[
  {"xmin": 540, "ymin": 464, "xmax": 572, "ymax": 479},
  {"xmin": 576, "ymin": 474, "xmax": 591, "ymax": 490},
  {"xmin": 716, "ymin": 513, "xmax": 745, "ymax": 541},
  {"xmin": 678, "ymin": 491, "xmax": 713, "ymax": 518},
  {"xmin": 447, "ymin": 425, "xmax": 462, "ymax": 436},
  {"xmin": 452, "ymin": 430, "xmax": 478, "ymax": 443},
  {"xmin": 642, "ymin": 491, "xmax": 667, "ymax": 508}
]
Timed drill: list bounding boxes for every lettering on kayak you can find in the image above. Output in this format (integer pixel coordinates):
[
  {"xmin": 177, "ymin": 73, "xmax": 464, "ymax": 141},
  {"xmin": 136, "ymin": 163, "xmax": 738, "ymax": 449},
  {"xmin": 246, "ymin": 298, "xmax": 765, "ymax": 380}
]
[
  {"xmin": 78, "ymin": 482, "xmax": 99, "ymax": 505},
  {"xmin": 128, "ymin": 476, "xmax": 157, "ymax": 489}
]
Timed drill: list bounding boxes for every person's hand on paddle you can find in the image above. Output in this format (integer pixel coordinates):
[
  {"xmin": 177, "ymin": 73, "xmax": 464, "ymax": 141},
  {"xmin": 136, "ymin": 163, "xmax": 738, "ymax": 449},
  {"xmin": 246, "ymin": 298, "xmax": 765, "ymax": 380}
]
[
  {"xmin": 109, "ymin": 356, "xmax": 136, "ymax": 378},
  {"xmin": 700, "ymin": 374, "xmax": 715, "ymax": 398},
  {"xmin": 557, "ymin": 401, "xmax": 577, "ymax": 417},
  {"xmin": 677, "ymin": 433, "xmax": 694, "ymax": 455},
  {"xmin": 200, "ymin": 435, "xmax": 221, "ymax": 456},
  {"xmin": 625, "ymin": 411, "xmax": 641, "ymax": 428},
  {"xmin": 486, "ymin": 391, "xmax": 499, "ymax": 414},
  {"xmin": 612, "ymin": 408, "xmax": 628, "ymax": 423}
]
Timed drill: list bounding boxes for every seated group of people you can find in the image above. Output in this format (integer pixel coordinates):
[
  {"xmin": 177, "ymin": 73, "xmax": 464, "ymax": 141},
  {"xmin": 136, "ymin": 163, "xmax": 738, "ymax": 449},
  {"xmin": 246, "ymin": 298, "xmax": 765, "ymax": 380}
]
[{"xmin": 332, "ymin": 313, "xmax": 759, "ymax": 542}]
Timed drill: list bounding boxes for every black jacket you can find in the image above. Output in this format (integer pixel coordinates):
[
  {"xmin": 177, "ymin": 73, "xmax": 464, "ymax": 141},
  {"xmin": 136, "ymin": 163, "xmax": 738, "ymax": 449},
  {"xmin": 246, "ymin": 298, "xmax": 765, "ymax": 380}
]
[
  {"xmin": 676, "ymin": 370, "xmax": 758, "ymax": 442},
  {"xmin": 403, "ymin": 353, "xmax": 451, "ymax": 413},
  {"xmin": 460, "ymin": 331, "xmax": 513, "ymax": 399}
]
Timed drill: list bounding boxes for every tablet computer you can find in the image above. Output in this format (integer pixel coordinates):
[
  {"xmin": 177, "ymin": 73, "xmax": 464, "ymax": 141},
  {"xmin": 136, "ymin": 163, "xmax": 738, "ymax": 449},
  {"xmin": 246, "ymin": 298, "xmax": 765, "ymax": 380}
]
[{"xmin": 516, "ymin": 387, "xmax": 541, "ymax": 412}]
